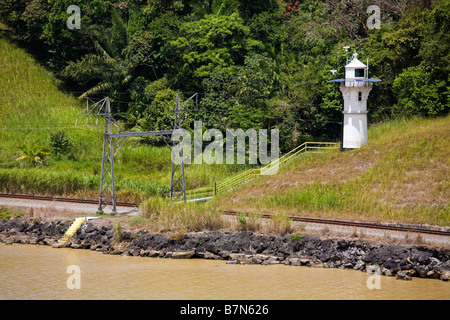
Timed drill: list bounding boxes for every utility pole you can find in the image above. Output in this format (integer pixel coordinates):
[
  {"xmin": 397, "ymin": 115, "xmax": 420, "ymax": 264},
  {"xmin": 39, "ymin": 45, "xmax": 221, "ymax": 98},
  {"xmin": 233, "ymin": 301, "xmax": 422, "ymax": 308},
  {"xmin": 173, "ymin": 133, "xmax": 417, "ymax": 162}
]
[
  {"xmin": 98, "ymin": 97, "xmax": 117, "ymax": 213},
  {"xmin": 76, "ymin": 97, "xmax": 173, "ymax": 214},
  {"xmin": 169, "ymin": 94, "xmax": 186, "ymax": 202},
  {"xmin": 76, "ymin": 93, "xmax": 199, "ymax": 213},
  {"xmin": 169, "ymin": 93, "xmax": 198, "ymax": 202}
]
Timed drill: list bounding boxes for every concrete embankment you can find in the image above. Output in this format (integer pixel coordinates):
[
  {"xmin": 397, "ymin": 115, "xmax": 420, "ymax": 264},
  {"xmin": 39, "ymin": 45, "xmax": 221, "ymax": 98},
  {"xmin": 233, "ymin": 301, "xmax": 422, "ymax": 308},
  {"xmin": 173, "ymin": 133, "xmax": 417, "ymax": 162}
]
[{"xmin": 1, "ymin": 217, "xmax": 449, "ymax": 281}]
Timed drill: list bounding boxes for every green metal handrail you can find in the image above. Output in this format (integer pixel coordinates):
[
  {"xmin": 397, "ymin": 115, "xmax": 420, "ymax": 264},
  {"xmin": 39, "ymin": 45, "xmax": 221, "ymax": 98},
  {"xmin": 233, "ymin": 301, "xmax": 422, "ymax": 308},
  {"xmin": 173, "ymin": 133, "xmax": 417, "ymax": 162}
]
[{"xmin": 182, "ymin": 141, "xmax": 338, "ymax": 201}]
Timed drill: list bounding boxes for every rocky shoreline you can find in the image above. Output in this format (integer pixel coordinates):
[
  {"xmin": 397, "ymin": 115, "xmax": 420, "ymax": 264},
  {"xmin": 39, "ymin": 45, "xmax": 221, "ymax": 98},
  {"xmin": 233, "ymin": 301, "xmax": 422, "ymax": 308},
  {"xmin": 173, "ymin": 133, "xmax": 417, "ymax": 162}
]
[{"xmin": 1, "ymin": 217, "xmax": 449, "ymax": 281}]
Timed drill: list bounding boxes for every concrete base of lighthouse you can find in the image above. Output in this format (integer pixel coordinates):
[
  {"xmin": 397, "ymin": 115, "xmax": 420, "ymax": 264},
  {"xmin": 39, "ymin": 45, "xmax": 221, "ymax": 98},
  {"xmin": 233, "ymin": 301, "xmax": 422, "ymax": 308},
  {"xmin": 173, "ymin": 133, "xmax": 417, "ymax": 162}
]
[{"xmin": 342, "ymin": 111, "xmax": 368, "ymax": 149}]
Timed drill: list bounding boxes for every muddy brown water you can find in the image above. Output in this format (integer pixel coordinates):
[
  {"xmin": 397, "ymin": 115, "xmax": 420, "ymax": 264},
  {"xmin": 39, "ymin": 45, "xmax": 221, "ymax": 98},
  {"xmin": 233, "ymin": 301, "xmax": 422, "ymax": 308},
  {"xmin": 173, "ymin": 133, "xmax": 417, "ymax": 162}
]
[{"xmin": 0, "ymin": 243, "xmax": 449, "ymax": 300}]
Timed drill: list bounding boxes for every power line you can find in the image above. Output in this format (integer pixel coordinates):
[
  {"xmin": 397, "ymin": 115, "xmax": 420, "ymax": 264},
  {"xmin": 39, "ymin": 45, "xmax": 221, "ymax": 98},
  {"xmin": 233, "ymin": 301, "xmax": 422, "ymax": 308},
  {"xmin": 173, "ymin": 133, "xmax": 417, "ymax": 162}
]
[
  {"xmin": 0, "ymin": 123, "xmax": 78, "ymax": 126},
  {"xmin": 0, "ymin": 126, "xmax": 82, "ymax": 130}
]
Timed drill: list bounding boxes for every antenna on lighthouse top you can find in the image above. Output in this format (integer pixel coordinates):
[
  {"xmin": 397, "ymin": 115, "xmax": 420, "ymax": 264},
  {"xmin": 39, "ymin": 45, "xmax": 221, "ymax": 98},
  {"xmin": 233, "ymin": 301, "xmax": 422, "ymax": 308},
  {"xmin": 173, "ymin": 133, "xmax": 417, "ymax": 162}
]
[
  {"xmin": 352, "ymin": 50, "xmax": 358, "ymax": 60},
  {"xmin": 367, "ymin": 57, "xmax": 369, "ymax": 80},
  {"xmin": 343, "ymin": 46, "xmax": 350, "ymax": 64}
]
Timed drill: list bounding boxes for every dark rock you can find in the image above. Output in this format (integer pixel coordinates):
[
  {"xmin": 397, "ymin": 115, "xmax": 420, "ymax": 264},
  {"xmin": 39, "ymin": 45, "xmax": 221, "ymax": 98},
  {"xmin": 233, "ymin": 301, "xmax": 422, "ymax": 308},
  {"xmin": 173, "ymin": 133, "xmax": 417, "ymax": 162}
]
[
  {"xmin": 321, "ymin": 239, "xmax": 332, "ymax": 250},
  {"xmin": 18, "ymin": 222, "xmax": 29, "ymax": 232},
  {"xmin": 383, "ymin": 258, "xmax": 400, "ymax": 273},
  {"xmin": 396, "ymin": 271, "xmax": 412, "ymax": 281},
  {"xmin": 435, "ymin": 261, "xmax": 450, "ymax": 281},
  {"xmin": 337, "ymin": 240, "xmax": 349, "ymax": 250},
  {"xmin": 417, "ymin": 266, "xmax": 428, "ymax": 278},
  {"xmin": 122, "ymin": 231, "xmax": 132, "ymax": 240},
  {"xmin": 1, "ymin": 216, "xmax": 450, "ymax": 282},
  {"xmin": 410, "ymin": 248, "xmax": 433, "ymax": 265},
  {"xmin": 83, "ymin": 223, "xmax": 97, "ymax": 234}
]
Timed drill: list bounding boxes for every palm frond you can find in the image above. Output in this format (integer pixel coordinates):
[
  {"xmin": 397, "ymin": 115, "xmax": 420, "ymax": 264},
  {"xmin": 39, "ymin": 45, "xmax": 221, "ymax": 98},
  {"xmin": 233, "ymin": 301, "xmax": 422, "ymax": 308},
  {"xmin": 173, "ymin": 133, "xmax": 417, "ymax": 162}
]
[
  {"xmin": 122, "ymin": 74, "xmax": 133, "ymax": 85},
  {"xmin": 62, "ymin": 54, "xmax": 107, "ymax": 80},
  {"xmin": 79, "ymin": 82, "xmax": 114, "ymax": 99},
  {"xmin": 64, "ymin": 7, "xmax": 136, "ymax": 99},
  {"xmin": 94, "ymin": 41, "xmax": 112, "ymax": 60},
  {"xmin": 111, "ymin": 7, "xmax": 128, "ymax": 55}
]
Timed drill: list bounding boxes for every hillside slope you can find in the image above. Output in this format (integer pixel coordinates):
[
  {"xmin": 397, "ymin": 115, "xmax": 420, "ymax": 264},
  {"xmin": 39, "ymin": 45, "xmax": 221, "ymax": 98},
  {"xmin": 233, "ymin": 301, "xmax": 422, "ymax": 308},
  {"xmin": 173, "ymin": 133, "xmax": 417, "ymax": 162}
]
[
  {"xmin": 0, "ymin": 23, "xmax": 105, "ymax": 162},
  {"xmin": 216, "ymin": 116, "xmax": 450, "ymax": 226},
  {"xmin": 0, "ymin": 31, "xmax": 249, "ymax": 200}
]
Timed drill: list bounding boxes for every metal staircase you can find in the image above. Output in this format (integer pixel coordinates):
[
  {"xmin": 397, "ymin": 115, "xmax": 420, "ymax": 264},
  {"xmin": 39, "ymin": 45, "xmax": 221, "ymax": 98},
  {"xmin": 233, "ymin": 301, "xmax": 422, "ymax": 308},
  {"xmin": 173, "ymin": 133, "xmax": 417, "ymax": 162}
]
[
  {"xmin": 56, "ymin": 217, "xmax": 86, "ymax": 246},
  {"xmin": 182, "ymin": 142, "xmax": 339, "ymax": 202}
]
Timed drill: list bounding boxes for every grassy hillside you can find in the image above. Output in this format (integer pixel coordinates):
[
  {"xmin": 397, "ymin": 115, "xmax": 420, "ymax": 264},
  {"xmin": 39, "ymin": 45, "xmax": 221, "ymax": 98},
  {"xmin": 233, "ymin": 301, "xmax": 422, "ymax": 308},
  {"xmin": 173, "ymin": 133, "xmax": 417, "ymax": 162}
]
[
  {"xmin": 0, "ymin": 34, "xmax": 94, "ymax": 163},
  {"xmin": 0, "ymin": 30, "xmax": 244, "ymax": 201},
  {"xmin": 213, "ymin": 116, "xmax": 450, "ymax": 226},
  {"xmin": 0, "ymin": 27, "xmax": 448, "ymax": 228}
]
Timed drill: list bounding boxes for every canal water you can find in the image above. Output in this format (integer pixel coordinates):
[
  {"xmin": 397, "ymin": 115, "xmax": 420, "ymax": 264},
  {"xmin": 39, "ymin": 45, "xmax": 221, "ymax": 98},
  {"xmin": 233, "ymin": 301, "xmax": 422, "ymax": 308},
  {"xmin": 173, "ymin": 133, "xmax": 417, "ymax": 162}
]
[{"xmin": 0, "ymin": 243, "xmax": 448, "ymax": 300}]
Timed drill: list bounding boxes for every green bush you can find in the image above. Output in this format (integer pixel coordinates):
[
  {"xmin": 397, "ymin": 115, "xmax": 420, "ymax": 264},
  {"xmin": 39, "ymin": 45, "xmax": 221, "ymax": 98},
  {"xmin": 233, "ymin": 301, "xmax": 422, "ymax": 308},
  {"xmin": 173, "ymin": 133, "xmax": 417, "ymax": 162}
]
[
  {"xmin": 0, "ymin": 206, "xmax": 24, "ymax": 220},
  {"xmin": 49, "ymin": 130, "xmax": 74, "ymax": 160},
  {"xmin": 15, "ymin": 144, "xmax": 51, "ymax": 167},
  {"xmin": 393, "ymin": 64, "xmax": 448, "ymax": 116},
  {"xmin": 113, "ymin": 220, "xmax": 123, "ymax": 242}
]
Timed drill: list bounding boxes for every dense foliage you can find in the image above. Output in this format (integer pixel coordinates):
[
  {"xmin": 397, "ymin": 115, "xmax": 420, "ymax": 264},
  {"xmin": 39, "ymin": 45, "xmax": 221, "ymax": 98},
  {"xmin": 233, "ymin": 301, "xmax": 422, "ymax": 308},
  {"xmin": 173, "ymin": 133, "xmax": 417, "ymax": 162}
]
[{"xmin": 1, "ymin": 0, "xmax": 448, "ymax": 152}]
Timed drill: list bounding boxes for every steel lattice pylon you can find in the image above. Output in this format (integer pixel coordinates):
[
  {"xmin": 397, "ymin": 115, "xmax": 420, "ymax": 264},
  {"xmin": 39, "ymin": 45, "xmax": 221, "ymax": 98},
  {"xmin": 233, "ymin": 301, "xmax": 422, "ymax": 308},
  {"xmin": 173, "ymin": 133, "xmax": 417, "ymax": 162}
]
[
  {"xmin": 76, "ymin": 97, "xmax": 126, "ymax": 213},
  {"xmin": 169, "ymin": 93, "xmax": 199, "ymax": 202},
  {"xmin": 169, "ymin": 94, "xmax": 186, "ymax": 202},
  {"xmin": 97, "ymin": 98, "xmax": 126, "ymax": 214},
  {"xmin": 76, "ymin": 94, "xmax": 197, "ymax": 214},
  {"xmin": 76, "ymin": 97, "xmax": 173, "ymax": 214}
]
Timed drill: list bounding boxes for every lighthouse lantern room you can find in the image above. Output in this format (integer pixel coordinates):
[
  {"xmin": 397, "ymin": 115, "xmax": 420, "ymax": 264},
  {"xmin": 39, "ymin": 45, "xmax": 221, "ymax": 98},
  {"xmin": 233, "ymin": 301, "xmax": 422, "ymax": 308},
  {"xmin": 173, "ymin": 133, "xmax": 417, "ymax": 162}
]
[{"xmin": 331, "ymin": 50, "xmax": 381, "ymax": 149}]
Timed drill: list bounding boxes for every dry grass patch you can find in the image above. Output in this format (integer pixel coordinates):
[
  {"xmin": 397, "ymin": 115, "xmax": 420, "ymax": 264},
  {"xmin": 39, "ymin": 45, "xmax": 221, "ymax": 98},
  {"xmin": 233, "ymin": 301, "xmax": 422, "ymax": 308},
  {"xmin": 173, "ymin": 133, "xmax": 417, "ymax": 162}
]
[{"xmin": 216, "ymin": 116, "xmax": 450, "ymax": 226}]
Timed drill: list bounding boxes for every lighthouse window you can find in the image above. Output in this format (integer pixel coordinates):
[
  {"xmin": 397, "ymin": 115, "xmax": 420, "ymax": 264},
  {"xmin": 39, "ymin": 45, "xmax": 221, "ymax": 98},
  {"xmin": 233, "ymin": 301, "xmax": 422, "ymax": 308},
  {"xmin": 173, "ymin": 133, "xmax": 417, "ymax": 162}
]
[
  {"xmin": 355, "ymin": 68, "xmax": 365, "ymax": 77},
  {"xmin": 358, "ymin": 92, "xmax": 362, "ymax": 101}
]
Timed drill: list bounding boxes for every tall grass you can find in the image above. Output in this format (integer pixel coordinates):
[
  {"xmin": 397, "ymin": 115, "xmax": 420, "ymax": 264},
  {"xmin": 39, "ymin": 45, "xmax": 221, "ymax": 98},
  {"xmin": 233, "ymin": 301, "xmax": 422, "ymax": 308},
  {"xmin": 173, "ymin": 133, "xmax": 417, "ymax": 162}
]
[
  {"xmin": 140, "ymin": 197, "xmax": 225, "ymax": 232},
  {"xmin": 216, "ymin": 115, "xmax": 450, "ymax": 226},
  {"xmin": 138, "ymin": 196, "xmax": 298, "ymax": 235},
  {"xmin": 0, "ymin": 35, "xmax": 251, "ymax": 202},
  {"xmin": 0, "ymin": 168, "xmax": 98, "ymax": 195},
  {"xmin": 0, "ymin": 37, "xmax": 100, "ymax": 163},
  {"xmin": 264, "ymin": 212, "xmax": 293, "ymax": 235}
]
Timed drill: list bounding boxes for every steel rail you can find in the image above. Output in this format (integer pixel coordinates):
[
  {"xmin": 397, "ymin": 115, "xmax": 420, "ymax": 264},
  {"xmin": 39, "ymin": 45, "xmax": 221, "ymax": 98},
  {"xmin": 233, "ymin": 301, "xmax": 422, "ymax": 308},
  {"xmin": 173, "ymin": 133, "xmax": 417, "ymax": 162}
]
[
  {"xmin": 1, "ymin": 193, "xmax": 448, "ymax": 237},
  {"xmin": 221, "ymin": 210, "xmax": 450, "ymax": 237},
  {"xmin": 0, "ymin": 193, "xmax": 139, "ymax": 208}
]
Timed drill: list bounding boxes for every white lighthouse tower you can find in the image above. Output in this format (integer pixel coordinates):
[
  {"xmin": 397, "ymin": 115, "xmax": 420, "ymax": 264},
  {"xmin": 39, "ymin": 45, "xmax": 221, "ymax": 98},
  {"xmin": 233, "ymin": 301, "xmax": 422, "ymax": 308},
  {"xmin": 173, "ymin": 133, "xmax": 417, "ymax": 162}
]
[{"xmin": 331, "ymin": 50, "xmax": 381, "ymax": 149}]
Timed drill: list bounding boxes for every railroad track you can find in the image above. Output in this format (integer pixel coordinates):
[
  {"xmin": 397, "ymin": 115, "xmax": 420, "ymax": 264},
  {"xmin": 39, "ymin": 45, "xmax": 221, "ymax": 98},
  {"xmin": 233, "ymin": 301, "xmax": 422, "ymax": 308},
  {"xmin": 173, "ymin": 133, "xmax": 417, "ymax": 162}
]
[
  {"xmin": 1, "ymin": 193, "xmax": 449, "ymax": 238},
  {"xmin": 221, "ymin": 210, "xmax": 450, "ymax": 238},
  {"xmin": 0, "ymin": 193, "xmax": 139, "ymax": 208}
]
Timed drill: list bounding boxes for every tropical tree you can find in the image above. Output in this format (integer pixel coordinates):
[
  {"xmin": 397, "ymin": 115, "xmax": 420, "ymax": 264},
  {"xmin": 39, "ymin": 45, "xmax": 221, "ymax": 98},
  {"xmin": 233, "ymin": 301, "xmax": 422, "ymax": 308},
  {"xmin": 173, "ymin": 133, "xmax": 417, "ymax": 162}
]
[
  {"xmin": 42, "ymin": 0, "xmax": 113, "ymax": 70},
  {"xmin": 61, "ymin": 7, "xmax": 135, "ymax": 100},
  {"xmin": 393, "ymin": 64, "xmax": 448, "ymax": 116},
  {"xmin": 169, "ymin": 12, "xmax": 257, "ymax": 91},
  {"xmin": 190, "ymin": 0, "xmax": 239, "ymax": 17},
  {"xmin": 15, "ymin": 144, "xmax": 51, "ymax": 167}
]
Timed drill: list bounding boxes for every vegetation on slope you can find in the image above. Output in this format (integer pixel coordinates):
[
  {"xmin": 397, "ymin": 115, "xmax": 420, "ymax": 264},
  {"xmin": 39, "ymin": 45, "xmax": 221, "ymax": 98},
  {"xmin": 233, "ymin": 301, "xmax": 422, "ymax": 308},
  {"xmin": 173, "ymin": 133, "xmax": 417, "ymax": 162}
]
[
  {"xmin": 0, "ymin": 26, "xmax": 246, "ymax": 201},
  {"xmin": 214, "ymin": 116, "xmax": 450, "ymax": 226},
  {"xmin": 0, "ymin": 0, "xmax": 448, "ymax": 152},
  {"xmin": 0, "ymin": 1, "xmax": 448, "ymax": 231}
]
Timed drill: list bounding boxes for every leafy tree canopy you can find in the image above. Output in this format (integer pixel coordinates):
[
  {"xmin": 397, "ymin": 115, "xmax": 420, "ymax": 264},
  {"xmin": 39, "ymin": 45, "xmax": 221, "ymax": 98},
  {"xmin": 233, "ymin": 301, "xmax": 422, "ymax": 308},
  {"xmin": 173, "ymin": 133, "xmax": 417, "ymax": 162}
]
[{"xmin": 0, "ymin": 0, "xmax": 447, "ymax": 151}]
